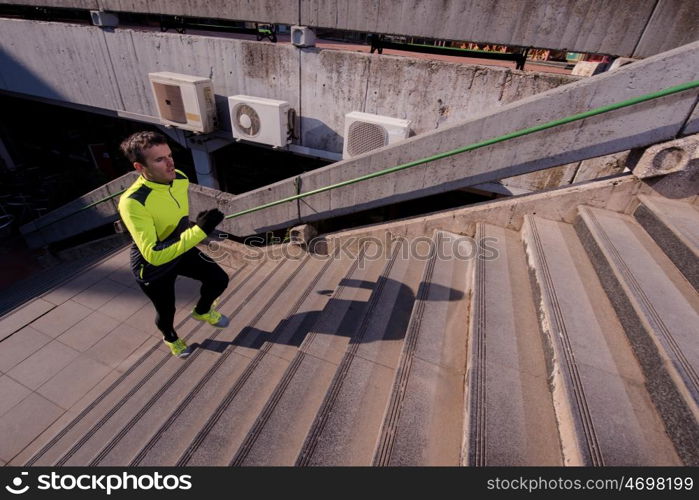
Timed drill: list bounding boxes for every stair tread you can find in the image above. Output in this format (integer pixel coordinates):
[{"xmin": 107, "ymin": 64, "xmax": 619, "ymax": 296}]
[
  {"xmin": 375, "ymin": 231, "xmax": 472, "ymax": 466},
  {"xmin": 636, "ymin": 195, "xmax": 699, "ymax": 251},
  {"xmin": 579, "ymin": 207, "xmax": 699, "ymax": 370},
  {"xmin": 299, "ymin": 237, "xmax": 427, "ymax": 466},
  {"xmin": 465, "ymin": 223, "xmax": 562, "ymax": 465},
  {"xmin": 0, "ymin": 244, "xmax": 130, "ymax": 318},
  {"xmin": 232, "ymin": 244, "xmax": 393, "ymax": 465},
  {"xmin": 634, "ymin": 195, "xmax": 699, "ymax": 289},
  {"xmin": 577, "ymin": 206, "xmax": 699, "ymax": 420},
  {"xmin": 523, "ymin": 214, "xmax": 680, "ymax": 465}
]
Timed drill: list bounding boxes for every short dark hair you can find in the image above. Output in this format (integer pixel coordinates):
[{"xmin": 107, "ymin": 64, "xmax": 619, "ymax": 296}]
[{"xmin": 120, "ymin": 131, "xmax": 168, "ymax": 165}]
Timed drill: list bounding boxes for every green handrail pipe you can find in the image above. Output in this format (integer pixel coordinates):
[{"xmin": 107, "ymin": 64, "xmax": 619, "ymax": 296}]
[{"xmin": 29, "ymin": 79, "xmax": 699, "ymax": 230}]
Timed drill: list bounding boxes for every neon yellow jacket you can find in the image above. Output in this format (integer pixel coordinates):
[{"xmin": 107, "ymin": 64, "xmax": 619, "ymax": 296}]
[{"xmin": 118, "ymin": 170, "xmax": 206, "ymax": 282}]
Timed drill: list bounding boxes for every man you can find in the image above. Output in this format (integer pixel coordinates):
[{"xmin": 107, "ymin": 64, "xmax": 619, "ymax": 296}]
[{"xmin": 118, "ymin": 131, "xmax": 230, "ymax": 358}]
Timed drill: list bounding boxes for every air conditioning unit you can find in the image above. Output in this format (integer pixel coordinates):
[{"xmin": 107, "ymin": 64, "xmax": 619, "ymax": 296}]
[
  {"xmin": 342, "ymin": 111, "xmax": 411, "ymax": 159},
  {"xmin": 148, "ymin": 72, "xmax": 217, "ymax": 134},
  {"xmin": 228, "ymin": 95, "xmax": 291, "ymax": 148}
]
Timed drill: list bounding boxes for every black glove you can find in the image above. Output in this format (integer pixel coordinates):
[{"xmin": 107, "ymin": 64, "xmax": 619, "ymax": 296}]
[{"xmin": 196, "ymin": 208, "xmax": 224, "ymax": 235}]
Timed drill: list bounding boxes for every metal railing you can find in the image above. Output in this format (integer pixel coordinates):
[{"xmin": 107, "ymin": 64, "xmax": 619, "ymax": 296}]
[{"xmin": 27, "ymin": 79, "xmax": 699, "ymax": 231}]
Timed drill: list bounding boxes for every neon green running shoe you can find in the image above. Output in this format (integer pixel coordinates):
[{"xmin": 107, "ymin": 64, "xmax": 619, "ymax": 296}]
[
  {"xmin": 191, "ymin": 307, "xmax": 230, "ymax": 327},
  {"xmin": 164, "ymin": 338, "xmax": 192, "ymax": 358}
]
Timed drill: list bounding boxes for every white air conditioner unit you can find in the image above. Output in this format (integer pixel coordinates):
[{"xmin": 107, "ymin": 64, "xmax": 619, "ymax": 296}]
[
  {"xmin": 228, "ymin": 95, "xmax": 291, "ymax": 148},
  {"xmin": 342, "ymin": 111, "xmax": 411, "ymax": 159},
  {"xmin": 148, "ymin": 72, "xmax": 217, "ymax": 134}
]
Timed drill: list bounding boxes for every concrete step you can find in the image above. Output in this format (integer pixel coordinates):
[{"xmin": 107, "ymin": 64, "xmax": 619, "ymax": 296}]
[
  {"xmin": 128, "ymin": 253, "xmax": 338, "ymax": 466},
  {"xmin": 88, "ymin": 255, "xmax": 315, "ymax": 466},
  {"xmin": 295, "ymin": 236, "xmax": 427, "ymax": 465},
  {"xmin": 522, "ymin": 214, "xmax": 681, "ymax": 465},
  {"xmin": 174, "ymin": 252, "xmax": 354, "ymax": 466},
  {"xmin": 14, "ymin": 259, "xmax": 274, "ymax": 466},
  {"xmin": 575, "ymin": 206, "xmax": 699, "ymax": 465},
  {"xmin": 633, "ymin": 195, "xmax": 699, "ymax": 289},
  {"xmin": 463, "ymin": 224, "xmax": 562, "ymax": 465},
  {"xmin": 229, "ymin": 241, "xmax": 395, "ymax": 465},
  {"xmin": 372, "ymin": 231, "xmax": 472, "ymax": 465}
]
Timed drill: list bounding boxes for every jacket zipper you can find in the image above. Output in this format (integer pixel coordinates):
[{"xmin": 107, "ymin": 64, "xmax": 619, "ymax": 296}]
[{"xmin": 169, "ymin": 185, "xmax": 181, "ymax": 208}]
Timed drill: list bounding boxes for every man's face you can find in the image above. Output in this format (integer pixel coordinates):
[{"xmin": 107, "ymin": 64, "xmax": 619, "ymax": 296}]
[{"xmin": 135, "ymin": 143, "xmax": 176, "ymax": 184}]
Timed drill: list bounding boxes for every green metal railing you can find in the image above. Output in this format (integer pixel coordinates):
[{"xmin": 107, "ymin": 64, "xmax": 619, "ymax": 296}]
[
  {"xmin": 31, "ymin": 79, "xmax": 699, "ymax": 230},
  {"xmin": 223, "ymin": 80, "xmax": 699, "ymax": 220}
]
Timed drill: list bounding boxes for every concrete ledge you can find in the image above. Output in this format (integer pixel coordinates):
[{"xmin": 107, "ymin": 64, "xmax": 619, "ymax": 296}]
[
  {"xmin": 631, "ymin": 134, "xmax": 699, "ymax": 178},
  {"xmin": 20, "ymin": 172, "xmax": 137, "ymax": 249}
]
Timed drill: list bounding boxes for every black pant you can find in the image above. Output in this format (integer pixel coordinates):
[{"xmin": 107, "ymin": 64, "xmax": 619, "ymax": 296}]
[{"xmin": 138, "ymin": 249, "xmax": 229, "ymax": 342}]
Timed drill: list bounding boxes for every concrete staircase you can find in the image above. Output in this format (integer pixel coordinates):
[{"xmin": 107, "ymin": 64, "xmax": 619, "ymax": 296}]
[{"xmin": 6, "ymin": 179, "xmax": 698, "ymax": 466}]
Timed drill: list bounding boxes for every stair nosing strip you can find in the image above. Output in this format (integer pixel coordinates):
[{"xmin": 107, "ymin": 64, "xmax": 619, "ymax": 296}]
[
  {"xmin": 527, "ymin": 216, "xmax": 603, "ymax": 466},
  {"xmin": 295, "ymin": 241, "xmax": 405, "ymax": 465},
  {"xmin": 372, "ymin": 231, "xmax": 441, "ymax": 466},
  {"xmin": 467, "ymin": 222, "xmax": 488, "ymax": 466},
  {"xmin": 584, "ymin": 208, "xmax": 699, "ymax": 396}
]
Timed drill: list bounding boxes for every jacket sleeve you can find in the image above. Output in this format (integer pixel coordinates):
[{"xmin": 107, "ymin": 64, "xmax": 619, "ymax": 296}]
[{"xmin": 118, "ymin": 197, "xmax": 206, "ymax": 266}]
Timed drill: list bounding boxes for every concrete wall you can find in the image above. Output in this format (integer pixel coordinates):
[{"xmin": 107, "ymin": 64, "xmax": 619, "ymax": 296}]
[
  {"xmin": 0, "ymin": 18, "xmax": 575, "ymax": 155},
  {"xmin": 3, "ymin": 0, "xmax": 698, "ymax": 57},
  {"xmin": 7, "ymin": 22, "xmax": 699, "ymax": 241}
]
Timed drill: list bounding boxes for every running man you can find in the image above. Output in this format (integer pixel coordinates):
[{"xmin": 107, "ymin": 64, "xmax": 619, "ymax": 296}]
[{"xmin": 118, "ymin": 131, "xmax": 230, "ymax": 358}]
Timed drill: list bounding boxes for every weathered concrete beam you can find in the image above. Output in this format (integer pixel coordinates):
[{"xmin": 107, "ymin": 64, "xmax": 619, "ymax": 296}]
[
  {"xmin": 634, "ymin": 0, "xmax": 699, "ymax": 58},
  {"xmin": 2, "ymin": 0, "xmax": 99, "ymax": 8},
  {"xmin": 3, "ymin": 0, "xmax": 697, "ymax": 57},
  {"xmin": 98, "ymin": 0, "xmax": 299, "ymax": 25},
  {"xmin": 209, "ymin": 40, "xmax": 699, "ymax": 237}
]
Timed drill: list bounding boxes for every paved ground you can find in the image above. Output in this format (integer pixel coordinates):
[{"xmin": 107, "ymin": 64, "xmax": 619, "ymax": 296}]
[{"xmin": 0, "ymin": 247, "xmax": 170, "ymax": 464}]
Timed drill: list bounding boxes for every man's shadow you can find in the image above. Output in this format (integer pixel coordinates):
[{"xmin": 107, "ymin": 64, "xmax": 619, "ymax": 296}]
[{"xmin": 192, "ymin": 276, "xmax": 463, "ymax": 354}]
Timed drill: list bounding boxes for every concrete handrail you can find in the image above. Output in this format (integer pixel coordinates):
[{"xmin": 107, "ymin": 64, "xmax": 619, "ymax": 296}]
[
  {"xmin": 221, "ymin": 80, "xmax": 699, "ymax": 221},
  {"xmin": 27, "ymin": 79, "xmax": 699, "ymax": 234}
]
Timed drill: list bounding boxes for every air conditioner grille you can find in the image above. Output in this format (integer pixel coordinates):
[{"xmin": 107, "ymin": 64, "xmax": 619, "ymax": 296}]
[
  {"xmin": 347, "ymin": 121, "xmax": 388, "ymax": 157},
  {"xmin": 233, "ymin": 103, "xmax": 261, "ymax": 137}
]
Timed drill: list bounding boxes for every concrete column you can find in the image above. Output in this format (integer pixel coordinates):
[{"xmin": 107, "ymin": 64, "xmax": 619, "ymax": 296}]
[{"xmin": 190, "ymin": 146, "xmax": 219, "ymax": 190}]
